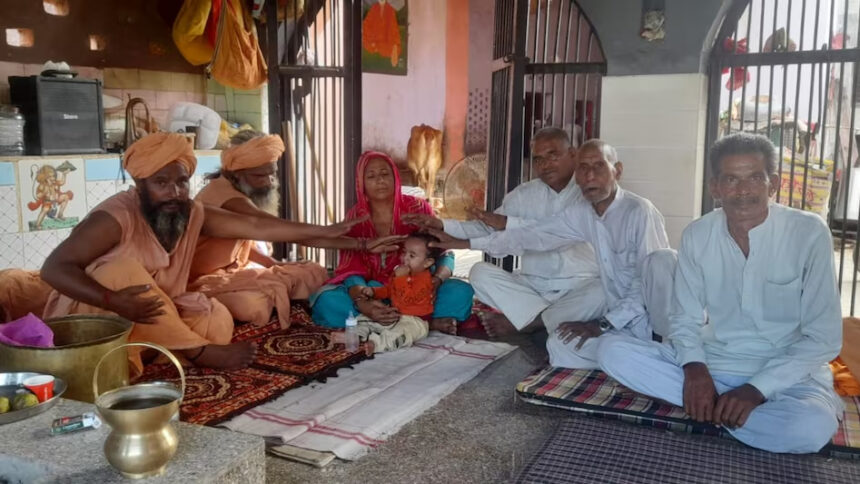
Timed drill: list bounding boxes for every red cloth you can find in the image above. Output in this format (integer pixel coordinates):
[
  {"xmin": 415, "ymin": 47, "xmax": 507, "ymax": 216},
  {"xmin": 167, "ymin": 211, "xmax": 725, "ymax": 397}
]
[
  {"xmin": 329, "ymin": 151, "xmax": 433, "ymax": 284},
  {"xmin": 372, "ymin": 270, "xmax": 435, "ymax": 317}
]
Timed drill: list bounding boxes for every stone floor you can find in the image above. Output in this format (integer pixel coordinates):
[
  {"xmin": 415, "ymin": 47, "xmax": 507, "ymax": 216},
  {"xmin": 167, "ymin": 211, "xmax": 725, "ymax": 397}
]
[{"xmin": 264, "ymin": 331, "xmax": 565, "ymax": 483}]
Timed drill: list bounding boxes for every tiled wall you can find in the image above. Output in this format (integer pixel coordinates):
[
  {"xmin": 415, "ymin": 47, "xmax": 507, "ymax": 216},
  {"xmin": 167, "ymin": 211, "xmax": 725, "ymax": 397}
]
[
  {"xmin": 600, "ymin": 73, "xmax": 708, "ymax": 248},
  {"xmin": 0, "ymin": 62, "xmax": 265, "ymax": 133},
  {"xmin": 0, "ymin": 152, "xmax": 222, "ymax": 271}
]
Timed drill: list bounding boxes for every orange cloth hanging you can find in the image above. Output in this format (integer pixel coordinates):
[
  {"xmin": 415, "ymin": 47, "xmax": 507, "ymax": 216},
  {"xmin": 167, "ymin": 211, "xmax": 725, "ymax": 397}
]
[
  {"xmin": 208, "ymin": 0, "xmax": 268, "ymax": 90},
  {"xmin": 173, "ymin": 0, "xmax": 215, "ymax": 66}
]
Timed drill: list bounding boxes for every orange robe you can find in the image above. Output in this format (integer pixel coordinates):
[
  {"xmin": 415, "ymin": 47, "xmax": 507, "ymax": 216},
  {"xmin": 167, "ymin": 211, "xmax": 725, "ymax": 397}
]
[
  {"xmin": 42, "ymin": 189, "xmax": 233, "ymax": 376},
  {"xmin": 833, "ymin": 317, "xmax": 860, "ymax": 396},
  {"xmin": 362, "ymin": 1, "xmax": 400, "ymax": 58},
  {"xmin": 190, "ymin": 177, "xmax": 327, "ymax": 328},
  {"xmin": 0, "ymin": 269, "xmax": 53, "ymax": 323}
]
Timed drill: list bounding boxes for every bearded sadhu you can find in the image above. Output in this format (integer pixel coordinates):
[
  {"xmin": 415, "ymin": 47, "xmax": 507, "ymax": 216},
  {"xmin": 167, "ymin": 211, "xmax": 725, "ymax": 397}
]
[{"xmin": 39, "ymin": 133, "xmax": 377, "ymax": 375}]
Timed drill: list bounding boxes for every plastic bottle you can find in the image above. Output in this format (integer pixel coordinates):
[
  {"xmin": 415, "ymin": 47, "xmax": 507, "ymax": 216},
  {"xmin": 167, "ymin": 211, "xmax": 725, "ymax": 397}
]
[
  {"xmin": 344, "ymin": 311, "xmax": 359, "ymax": 352},
  {"xmin": 0, "ymin": 105, "xmax": 25, "ymax": 156}
]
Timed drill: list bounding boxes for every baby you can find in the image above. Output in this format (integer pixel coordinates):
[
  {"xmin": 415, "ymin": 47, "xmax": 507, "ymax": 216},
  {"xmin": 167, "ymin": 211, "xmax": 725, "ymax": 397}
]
[{"xmin": 351, "ymin": 234, "xmax": 441, "ymax": 353}]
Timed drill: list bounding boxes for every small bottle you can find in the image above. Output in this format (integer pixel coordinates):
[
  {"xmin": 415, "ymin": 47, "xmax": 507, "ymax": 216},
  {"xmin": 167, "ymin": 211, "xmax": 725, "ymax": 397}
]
[{"xmin": 344, "ymin": 311, "xmax": 359, "ymax": 352}]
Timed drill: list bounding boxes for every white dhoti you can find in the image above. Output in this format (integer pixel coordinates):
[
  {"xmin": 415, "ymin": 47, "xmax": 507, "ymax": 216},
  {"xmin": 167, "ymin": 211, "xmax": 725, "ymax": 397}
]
[
  {"xmin": 469, "ymin": 262, "xmax": 607, "ymax": 331},
  {"xmin": 470, "ymin": 261, "xmax": 606, "ymax": 368},
  {"xmin": 597, "ymin": 334, "xmax": 843, "ymax": 454},
  {"xmin": 471, "ymin": 249, "xmax": 678, "ymax": 370}
]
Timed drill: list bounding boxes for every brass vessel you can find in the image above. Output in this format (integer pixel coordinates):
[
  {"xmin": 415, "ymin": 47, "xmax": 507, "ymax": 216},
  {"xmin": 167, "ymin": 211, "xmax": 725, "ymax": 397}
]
[
  {"xmin": 0, "ymin": 314, "xmax": 132, "ymax": 402},
  {"xmin": 93, "ymin": 342, "xmax": 186, "ymax": 479}
]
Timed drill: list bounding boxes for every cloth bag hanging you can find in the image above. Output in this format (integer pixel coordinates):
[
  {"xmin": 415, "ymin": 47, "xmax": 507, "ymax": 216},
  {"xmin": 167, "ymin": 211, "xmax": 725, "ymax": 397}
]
[
  {"xmin": 207, "ymin": 0, "xmax": 268, "ymax": 90},
  {"xmin": 173, "ymin": 0, "xmax": 215, "ymax": 66}
]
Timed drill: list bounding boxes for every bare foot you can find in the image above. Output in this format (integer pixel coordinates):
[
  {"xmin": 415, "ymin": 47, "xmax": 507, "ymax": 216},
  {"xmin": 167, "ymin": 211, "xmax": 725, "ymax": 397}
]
[
  {"xmin": 184, "ymin": 342, "xmax": 257, "ymax": 370},
  {"xmin": 364, "ymin": 340, "xmax": 375, "ymax": 356},
  {"xmin": 478, "ymin": 312, "xmax": 517, "ymax": 339},
  {"xmin": 430, "ymin": 317, "xmax": 457, "ymax": 335}
]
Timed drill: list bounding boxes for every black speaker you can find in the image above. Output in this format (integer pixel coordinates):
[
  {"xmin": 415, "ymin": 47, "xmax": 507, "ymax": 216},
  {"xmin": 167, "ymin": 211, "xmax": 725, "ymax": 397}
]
[{"xmin": 9, "ymin": 75, "xmax": 105, "ymax": 155}]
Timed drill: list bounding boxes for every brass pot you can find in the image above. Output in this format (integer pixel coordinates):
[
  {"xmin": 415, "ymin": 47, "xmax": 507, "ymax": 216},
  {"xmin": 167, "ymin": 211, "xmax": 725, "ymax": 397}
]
[
  {"xmin": 94, "ymin": 342, "xmax": 186, "ymax": 479},
  {"xmin": 0, "ymin": 314, "xmax": 132, "ymax": 402}
]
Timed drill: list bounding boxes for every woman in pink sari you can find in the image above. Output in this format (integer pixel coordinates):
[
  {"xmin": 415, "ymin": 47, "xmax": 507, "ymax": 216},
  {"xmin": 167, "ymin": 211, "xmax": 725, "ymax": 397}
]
[{"xmin": 310, "ymin": 151, "xmax": 473, "ymax": 333}]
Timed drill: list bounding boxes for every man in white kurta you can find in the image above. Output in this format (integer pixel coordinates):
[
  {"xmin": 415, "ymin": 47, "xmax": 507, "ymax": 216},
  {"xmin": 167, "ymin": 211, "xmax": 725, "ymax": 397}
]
[
  {"xmin": 599, "ymin": 133, "xmax": 843, "ymax": 453},
  {"xmin": 430, "ymin": 140, "xmax": 675, "ymax": 369},
  {"xmin": 442, "ymin": 128, "xmax": 603, "ymax": 339}
]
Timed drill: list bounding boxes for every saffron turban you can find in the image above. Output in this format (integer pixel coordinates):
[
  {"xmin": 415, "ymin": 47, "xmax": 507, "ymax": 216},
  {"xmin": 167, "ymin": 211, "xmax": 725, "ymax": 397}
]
[
  {"xmin": 123, "ymin": 133, "xmax": 197, "ymax": 179},
  {"xmin": 221, "ymin": 134, "xmax": 285, "ymax": 172}
]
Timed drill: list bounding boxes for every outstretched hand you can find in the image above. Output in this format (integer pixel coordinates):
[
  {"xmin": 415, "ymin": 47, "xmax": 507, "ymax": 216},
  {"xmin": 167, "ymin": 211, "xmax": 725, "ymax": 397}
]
[
  {"xmin": 325, "ymin": 215, "xmax": 368, "ymax": 238},
  {"xmin": 401, "ymin": 213, "xmax": 443, "ymax": 231},
  {"xmin": 467, "ymin": 208, "xmax": 507, "ymax": 231},
  {"xmin": 108, "ymin": 284, "xmax": 165, "ymax": 324},
  {"xmin": 423, "ymin": 228, "xmax": 470, "ymax": 250},
  {"xmin": 366, "ymin": 234, "xmax": 407, "ymax": 253}
]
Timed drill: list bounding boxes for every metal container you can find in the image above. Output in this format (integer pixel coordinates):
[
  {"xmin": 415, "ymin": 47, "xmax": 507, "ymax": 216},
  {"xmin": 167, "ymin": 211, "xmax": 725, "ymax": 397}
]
[
  {"xmin": 94, "ymin": 342, "xmax": 185, "ymax": 479},
  {"xmin": 0, "ymin": 372, "xmax": 67, "ymax": 425},
  {"xmin": 0, "ymin": 314, "xmax": 132, "ymax": 402}
]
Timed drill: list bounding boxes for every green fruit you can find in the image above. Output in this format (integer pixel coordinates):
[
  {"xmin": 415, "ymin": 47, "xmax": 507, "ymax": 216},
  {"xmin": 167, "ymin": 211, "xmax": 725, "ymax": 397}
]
[
  {"xmin": 12, "ymin": 393, "xmax": 38, "ymax": 410},
  {"xmin": 0, "ymin": 397, "xmax": 9, "ymax": 413}
]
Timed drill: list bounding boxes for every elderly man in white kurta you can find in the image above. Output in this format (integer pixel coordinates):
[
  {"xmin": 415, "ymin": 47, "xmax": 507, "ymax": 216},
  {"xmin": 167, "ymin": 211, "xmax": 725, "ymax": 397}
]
[
  {"xmin": 405, "ymin": 127, "xmax": 603, "ymax": 340},
  {"xmin": 429, "ymin": 139, "xmax": 676, "ymax": 369},
  {"xmin": 599, "ymin": 133, "xmax": 843, "ymax": 454}
]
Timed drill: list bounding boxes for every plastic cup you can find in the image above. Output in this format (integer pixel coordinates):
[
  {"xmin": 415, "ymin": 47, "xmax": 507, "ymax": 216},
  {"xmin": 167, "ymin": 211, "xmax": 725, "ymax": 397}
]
[{"xmin": 23, "ymin": 375, "xmax": 54, "ymax": 402}]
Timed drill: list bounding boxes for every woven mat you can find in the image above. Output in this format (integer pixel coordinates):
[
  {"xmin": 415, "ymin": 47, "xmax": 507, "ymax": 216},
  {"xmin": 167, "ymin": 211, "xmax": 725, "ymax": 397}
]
[
  {"xmin": 137, "ymin": 303, "xmax": 370, "ymax": 426},
  {"xmin": 516, "ymin": 417, "xmax": 860, "ymax": 484},
  {"xmin": 516, "ymin": 367, "xmax": 860, "ymax": 458}
]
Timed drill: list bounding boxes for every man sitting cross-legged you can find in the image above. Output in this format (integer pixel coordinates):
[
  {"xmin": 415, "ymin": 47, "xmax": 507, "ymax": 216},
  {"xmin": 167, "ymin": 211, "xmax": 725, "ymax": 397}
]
[
  {"xmin": 190, "ymin": 130, "xmax": 401, "ymax": 328},
  {"xmin": 428, "ymin": 139, "xmax": 676, "ymax": 369},
  {"xmin": 405, "ymin": 127, "xmax": 604, "ymax": 341},
  {"xmin": 599, "ymin": 133, "xmax": 843, "ymax": 453},
  {"xmin": 41, "ymin": 133, "xmax": 361, "ymax": 376}
]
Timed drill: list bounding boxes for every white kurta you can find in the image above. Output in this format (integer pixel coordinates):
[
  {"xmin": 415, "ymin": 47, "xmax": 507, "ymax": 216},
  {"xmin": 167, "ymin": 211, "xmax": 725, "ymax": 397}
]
[
  {"xmin": 598, "ymin": 203, "xmax": 843, "ymax": 454},
  {"xmin": 470, "ymin": 188, "xmax": 670, "ymax": 341},
  {"xmin": 443, "ymin": 177, "xmax": 599, "ymax": 292},
  {"xmin": 670, "ymin": 203, "xmax": 841, "ymax": 398}
]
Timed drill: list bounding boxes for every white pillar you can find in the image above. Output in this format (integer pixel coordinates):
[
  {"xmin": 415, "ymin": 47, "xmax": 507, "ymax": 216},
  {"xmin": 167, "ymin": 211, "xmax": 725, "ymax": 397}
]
[{"xmin": 599, "ymin": 74, "xmax": 708, "ymax": 248}]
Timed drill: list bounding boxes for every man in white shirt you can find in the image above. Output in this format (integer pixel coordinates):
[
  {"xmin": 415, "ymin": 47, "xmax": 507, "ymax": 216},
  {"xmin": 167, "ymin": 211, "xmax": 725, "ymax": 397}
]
[
  {"xmin": 404, "ymin": 127, "xmax": 604, "ymax": 341},
  {"xmin": 599, "ymin": 133, "xmax": 843, "ymax": 453},
  {"xmin": 428, "ymin": 139, "xmax": 676, "ymax": 369}
]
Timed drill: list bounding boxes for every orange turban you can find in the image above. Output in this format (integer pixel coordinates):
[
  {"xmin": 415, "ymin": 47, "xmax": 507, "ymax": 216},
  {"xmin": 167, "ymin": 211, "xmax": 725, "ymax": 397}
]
[
  {"xmin": 221, "ymin": 135, "xmax": 285, "ymax": 172},
  {"xmin": 123, "ymin": 133, "xmax": 197, "ymax": 179}
]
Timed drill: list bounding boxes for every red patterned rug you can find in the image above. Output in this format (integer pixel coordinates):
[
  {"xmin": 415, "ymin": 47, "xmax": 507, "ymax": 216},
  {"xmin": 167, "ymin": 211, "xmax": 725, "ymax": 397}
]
[
  {"xmin": 137, "ymin": 303, "xmax": 371, "ymax": 426},
  {"xmin": 235, "ymin": 319, "xmax": 370, "ymax": 381},
  {"xmin": 137, "ymin": 364, "xmax": 304, "ymax": 426}
]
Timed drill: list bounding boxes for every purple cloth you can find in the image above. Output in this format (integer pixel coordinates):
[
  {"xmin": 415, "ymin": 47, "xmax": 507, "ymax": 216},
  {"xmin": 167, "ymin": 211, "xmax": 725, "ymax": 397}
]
[{"xmin": 0, "ymin": 313, "xmax": 54, "ymax": 347}]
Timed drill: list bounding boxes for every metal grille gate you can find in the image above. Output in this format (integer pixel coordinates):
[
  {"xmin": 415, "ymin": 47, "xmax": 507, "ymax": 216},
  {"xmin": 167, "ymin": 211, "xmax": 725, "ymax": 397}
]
[
  {"xmin": 705, "ymin": 0, "xmax": 860, "ymax": 314},
  {"xmin": 487, "ymin": 0, "xmax": 605, "ymax": 269},
  {"xmin": 263, "ymin": 0, "xmax": 362, "ymax": 270}
]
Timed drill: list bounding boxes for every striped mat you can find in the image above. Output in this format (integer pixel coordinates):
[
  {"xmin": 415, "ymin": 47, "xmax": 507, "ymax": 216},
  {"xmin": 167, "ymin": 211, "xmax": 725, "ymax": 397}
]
[
  {"xmin": 516, "ymin": 417, "xmax": 860, "ymax": 484},
  {"xmin": 516, "ymin": 367, "xmax": 860, "ymax": 458}
]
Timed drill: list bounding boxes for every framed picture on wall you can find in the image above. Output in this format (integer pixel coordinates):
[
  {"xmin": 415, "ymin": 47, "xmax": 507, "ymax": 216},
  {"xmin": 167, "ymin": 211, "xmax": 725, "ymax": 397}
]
[
  {"xmin": 17, "ymin": 159, "xmax": 86, "ymax": 232},
  {"xmin": 361, "ymin": 0, "xmax": 408, "ymax": 75}
]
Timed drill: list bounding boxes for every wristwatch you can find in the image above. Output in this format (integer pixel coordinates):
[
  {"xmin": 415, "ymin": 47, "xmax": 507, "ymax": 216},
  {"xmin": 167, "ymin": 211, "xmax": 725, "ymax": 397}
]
[{"xmin": 597, "ymin": 317, "xmax": 612, "ymax": 333}]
